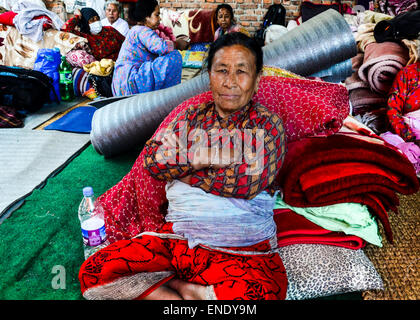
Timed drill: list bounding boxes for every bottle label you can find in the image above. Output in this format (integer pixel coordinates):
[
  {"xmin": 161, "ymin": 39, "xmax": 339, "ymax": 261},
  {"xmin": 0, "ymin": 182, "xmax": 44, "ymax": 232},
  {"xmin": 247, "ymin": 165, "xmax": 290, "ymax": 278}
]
[
  {"xmin": 59, "ymin": 71, "xmax": 72, "ymax": 84},
  {"xmin": 81, "ymin": 218, "xmax": 107, "ymax": 246}
]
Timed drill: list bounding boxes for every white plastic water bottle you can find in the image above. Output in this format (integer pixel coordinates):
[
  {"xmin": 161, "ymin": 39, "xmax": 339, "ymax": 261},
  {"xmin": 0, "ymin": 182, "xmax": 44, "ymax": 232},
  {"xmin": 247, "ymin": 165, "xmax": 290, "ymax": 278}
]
[{"xmin": 78, "ymin": 186, "xmax": 108, "ymax": 259}]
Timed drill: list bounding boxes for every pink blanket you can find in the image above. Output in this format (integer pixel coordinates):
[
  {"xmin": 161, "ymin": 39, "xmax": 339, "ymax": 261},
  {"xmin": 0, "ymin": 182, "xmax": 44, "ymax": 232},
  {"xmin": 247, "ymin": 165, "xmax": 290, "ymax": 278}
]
[{"xmin": 358, "ymin": 42, "xmax": 409, "ymax": 95}]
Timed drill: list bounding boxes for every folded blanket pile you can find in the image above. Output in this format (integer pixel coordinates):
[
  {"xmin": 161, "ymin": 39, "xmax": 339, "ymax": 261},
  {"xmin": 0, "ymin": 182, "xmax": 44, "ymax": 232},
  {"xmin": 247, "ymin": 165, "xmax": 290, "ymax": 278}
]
[
  {"xmin": 276, "ymin": 132, "xmax": 419, "ymax": 243},
  {"xmin": 345, "ymin": 41, "xmax": 409, "ymax": 134},
  {"xmin": 274, "ymin": 208, "xmax": 366, "ymax": 249},
  {"xmin": 345, "ymin": 11, "xmax": 417, "ymax": 136}
]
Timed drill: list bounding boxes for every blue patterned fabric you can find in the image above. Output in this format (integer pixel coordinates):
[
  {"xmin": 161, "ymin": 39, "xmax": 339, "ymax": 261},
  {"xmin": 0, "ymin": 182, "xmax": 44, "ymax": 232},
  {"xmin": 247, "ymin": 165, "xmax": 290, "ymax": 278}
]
[{"xmin": 112, "ymin": 25, "xmax": 182, "ymax": 96}]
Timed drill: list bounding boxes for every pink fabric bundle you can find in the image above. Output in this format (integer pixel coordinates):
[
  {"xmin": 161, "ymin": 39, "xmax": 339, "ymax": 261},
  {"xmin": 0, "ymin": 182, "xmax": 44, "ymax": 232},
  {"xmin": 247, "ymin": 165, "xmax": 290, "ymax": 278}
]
[
  {"xmin": 345, "ymin": 54, "xmax": 387, "ymax": 115},
  {"xmin": 155, "ymin": 24, "xmax": 176, "ymax": 42},
  {"xmin": 381, "ymin": 131, "xmax": 420, "ymax": 175},
  {"xmin": 66, "ymin": 49, "xmax": 96, "ymax": 68},
  {"xmin": 358, "ymin": 42, "xmax": 409, "ymax": 95}
]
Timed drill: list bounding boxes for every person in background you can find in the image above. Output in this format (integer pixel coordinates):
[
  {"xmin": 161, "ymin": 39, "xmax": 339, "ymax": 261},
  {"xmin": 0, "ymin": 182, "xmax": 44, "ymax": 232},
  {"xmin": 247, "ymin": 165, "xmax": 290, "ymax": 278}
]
[
  {"xmin": 101, "ymin": 1, "xmax": 129, "ymax": 37},
  {"xmin": 61, "ymin": 7, "xmax": 125, "ymax": 61},
  {"xmin": 386, "ymin": 61, "xmax": 420, "ymax": 144},
  {"xmin": 213, "ymin": 3, "xmax": 249, "ymax": 41},
  {"xmin": 111, "ymin": 0, "xmax": 182, "ymax": 96},
  {"xmin": 74, "ymin": 0, "xmax": 106, "ymax": 20}
]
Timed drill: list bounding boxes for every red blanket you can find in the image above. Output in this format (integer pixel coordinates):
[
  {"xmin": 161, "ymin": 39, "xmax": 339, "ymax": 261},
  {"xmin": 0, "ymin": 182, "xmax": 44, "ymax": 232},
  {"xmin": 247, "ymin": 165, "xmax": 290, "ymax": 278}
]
[
  {"xmin": 187, "ymin": 9, "xmax": 215, "ymax": 43},
  {"xmin": 274, "ymin": 209, "xmax": 366, "ymax": 250},
  {"xmin": 100, "ymin": 76, "xmax": 350, "ymax": 243},
  {"xmin": 276, "ymin": 132, "xmax": 419, "ymax": 242}
]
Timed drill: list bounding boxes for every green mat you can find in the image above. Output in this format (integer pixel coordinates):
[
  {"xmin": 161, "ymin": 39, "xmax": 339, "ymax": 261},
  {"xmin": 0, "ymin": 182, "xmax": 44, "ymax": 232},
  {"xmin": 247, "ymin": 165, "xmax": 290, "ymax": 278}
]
[
  {"xmin": 0, "ymin": 144, "xmax": 139, "ymax": 300},
  {"xmin": 0, "ymin": 143, "xmax": 361, "ymax": 300}
]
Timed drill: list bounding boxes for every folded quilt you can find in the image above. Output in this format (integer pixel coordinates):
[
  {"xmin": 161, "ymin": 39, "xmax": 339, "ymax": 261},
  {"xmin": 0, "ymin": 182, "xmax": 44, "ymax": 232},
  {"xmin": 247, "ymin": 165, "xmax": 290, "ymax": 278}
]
[
  {"xmin": 274, "ymin": 209, "xmax": 366, "ymax": 250},
  {"xmin": 276, "ymin": 132, "xmax": 419, "ymax": 242},
  {"xmin": 358, "ymin": 42, "xmax": 409, "ymax": 95}
]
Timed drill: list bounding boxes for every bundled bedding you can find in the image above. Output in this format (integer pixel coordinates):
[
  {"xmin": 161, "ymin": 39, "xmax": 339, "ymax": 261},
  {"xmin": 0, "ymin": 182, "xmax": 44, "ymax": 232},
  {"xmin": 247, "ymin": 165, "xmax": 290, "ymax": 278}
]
[
  {"xmin": 273, "ymin": 208, "xmax": 367, "ymax": 249},
  {"xmin": 276, "ymin": 131, "xmax": 419, "ymax": 242},
  {"xmin": 358, "ymin": 41, "xmax": 409, "ymax": 96}
]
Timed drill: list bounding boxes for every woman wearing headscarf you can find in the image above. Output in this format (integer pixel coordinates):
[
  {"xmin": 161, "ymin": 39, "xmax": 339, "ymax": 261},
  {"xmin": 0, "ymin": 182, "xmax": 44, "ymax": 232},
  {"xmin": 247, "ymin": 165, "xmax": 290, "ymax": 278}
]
[
  {"xmin": 61, "ymin": 7, "xmax": 125, "ymax": 61},
  {"xmin": 111, "ymin": 0, "xmax": 182, "ymax": 96}
]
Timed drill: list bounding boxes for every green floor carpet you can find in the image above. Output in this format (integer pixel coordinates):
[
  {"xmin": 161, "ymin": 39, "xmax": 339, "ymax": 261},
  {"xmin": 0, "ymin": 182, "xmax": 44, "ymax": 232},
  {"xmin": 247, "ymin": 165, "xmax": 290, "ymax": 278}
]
[
  {"xmin": 0, "ymin": 142, "xmax": 361, "ymax": 300},
  {"xmin": 0, "ymin": 143, "xmax": 139, "ymax": 300}
]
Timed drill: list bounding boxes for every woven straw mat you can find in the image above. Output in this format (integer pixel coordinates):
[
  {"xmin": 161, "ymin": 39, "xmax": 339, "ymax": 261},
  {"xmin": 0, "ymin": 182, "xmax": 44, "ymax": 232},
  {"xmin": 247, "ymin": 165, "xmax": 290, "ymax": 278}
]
[{"xmin": 363, "ymin": 191, "xmax": 420, "ymax": 300}]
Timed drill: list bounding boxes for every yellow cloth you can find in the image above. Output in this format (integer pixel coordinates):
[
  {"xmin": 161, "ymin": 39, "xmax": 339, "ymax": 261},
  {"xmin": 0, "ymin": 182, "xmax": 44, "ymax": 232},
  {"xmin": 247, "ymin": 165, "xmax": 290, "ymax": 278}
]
[
  {"xmin": 83, "ymin": 59, "xmax": 115, "ymax": 76},
  {"xmin": 262, "ymin": 66, "xmax": 304, "ymax": 79},
  {"xmin": 359, "ymin": 10, "xmax": 392, "ymax": 24}
]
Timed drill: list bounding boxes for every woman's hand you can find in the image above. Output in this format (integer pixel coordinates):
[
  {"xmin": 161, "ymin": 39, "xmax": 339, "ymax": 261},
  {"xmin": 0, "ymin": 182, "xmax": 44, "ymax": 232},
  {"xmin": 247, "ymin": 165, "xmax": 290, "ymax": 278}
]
[
  {"xmin": 160, "ymin": 132, "xmax": 239, "ymax": 171},
  {"xmin": 191, "ymin": 147, "xmax": 238, "ymax": 171}
]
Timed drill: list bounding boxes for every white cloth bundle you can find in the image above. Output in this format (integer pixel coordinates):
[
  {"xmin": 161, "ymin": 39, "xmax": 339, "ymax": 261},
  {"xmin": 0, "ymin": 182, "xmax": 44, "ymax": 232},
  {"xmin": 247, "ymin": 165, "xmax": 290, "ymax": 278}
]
[
  {"xmin": 13, "ymin": 1, "xmax": 64, "ymax": 42},
  {"xmin": 165, "ymin": 180, "xmax": 277, "ymax": 248}
]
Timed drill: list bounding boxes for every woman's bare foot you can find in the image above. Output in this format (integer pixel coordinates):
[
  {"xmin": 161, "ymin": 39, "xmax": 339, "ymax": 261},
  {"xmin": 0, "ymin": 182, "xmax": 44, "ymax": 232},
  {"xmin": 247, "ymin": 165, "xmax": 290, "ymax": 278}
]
[
  {"xmin": 142, "ymin": 285, "xmax": 183, "ymax": 300},
  {"xmin": 167, "ymin": 278, "xmax": 207, "ymax": 300}
]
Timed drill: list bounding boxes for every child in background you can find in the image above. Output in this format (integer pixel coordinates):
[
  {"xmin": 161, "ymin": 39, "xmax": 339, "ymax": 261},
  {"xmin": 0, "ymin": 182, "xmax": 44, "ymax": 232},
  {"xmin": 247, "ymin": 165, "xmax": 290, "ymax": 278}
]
[{"xmin": 213, "ymin": 4, "xmax": 249, "ymax": 41}]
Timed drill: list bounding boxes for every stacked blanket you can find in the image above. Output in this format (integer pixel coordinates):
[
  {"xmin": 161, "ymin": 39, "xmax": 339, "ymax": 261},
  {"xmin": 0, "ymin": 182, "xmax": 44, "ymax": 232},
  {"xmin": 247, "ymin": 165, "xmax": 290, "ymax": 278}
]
[
  {"xmin": 276, "ymin": 131, "xmax": 419, "ymax": 242},
  {"xmin": 358, "ymin": 42, "xmax": 409, "ymax": 96},
  {"xmin": 344, "ymin": 10, "xmax": 417, "ymax": 135},
  {"xmin": 274, "ymin": 208, "xmax": 366, "ymax": 249},
  {"xmin": 345, "ymin": 42, "xmax": 409, "ymax": 134}
]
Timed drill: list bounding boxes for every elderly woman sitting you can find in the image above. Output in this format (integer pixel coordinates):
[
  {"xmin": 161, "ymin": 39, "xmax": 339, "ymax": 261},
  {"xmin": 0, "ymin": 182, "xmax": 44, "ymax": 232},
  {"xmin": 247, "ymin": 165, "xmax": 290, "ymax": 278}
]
[{"xmin": 79, "ymin": 32, "xmax": 287, "ymax": 300}]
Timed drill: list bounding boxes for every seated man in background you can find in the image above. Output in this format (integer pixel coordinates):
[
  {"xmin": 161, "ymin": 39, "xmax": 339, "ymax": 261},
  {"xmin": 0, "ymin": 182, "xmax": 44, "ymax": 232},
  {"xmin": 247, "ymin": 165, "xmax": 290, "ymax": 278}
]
[{"xmin": 101, "ymin": 1, "xmax": 130, "ymax": 37}]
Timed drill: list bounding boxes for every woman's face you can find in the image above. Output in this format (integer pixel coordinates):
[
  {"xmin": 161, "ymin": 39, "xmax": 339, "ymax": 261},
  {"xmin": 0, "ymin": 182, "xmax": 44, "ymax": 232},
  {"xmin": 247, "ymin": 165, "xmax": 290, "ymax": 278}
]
[
  {"xmin": 88, "ymin": 15, "xmax": 100, "ymax": 24},
  {"xmin": 105, "ymin": 4, "xmax": 119, "ymax": 24},
  {"xmin": 209, "ymin": 44, "xmax": 261, "ymax": 118},
  {"xmin": 144, "ymin": 5, "xmax": 160, "ymax": 30},
  {"xmin": 217, "ymin": 8, "xmax": 232, "ymax": 31}
]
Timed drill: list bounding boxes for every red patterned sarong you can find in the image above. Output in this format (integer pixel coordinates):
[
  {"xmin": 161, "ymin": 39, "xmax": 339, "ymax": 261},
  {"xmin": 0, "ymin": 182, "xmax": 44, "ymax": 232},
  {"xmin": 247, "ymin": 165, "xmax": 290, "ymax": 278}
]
[{"xmin": 79, "ymin": 224, "xmax": 287, "ymax": 300}]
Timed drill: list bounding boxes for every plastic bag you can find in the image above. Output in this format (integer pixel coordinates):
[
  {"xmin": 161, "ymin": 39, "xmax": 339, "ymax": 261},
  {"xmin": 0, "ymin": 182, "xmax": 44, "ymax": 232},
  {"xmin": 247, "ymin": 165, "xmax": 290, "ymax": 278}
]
[{"xmin": 33, "ymin": 47, "xmax": 61, "ymax": 102}]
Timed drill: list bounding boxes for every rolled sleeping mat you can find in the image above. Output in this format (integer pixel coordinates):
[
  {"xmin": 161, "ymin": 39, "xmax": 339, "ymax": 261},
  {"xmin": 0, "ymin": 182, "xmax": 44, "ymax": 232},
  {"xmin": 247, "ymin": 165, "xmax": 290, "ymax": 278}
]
[
  {"xmin": 91, "ymin": 9, "xmax": 357, "ymax": 157},
  {"xmin": 309, "ymin": 58, "xmax": 353, "ymax": 83},
  {"xmin": 90, "ymin": 72, "xmax": 210, "ymax": 156},
  {"xmin": 262, "ymin": 9, "xmax": 357, "ymax": 76}
]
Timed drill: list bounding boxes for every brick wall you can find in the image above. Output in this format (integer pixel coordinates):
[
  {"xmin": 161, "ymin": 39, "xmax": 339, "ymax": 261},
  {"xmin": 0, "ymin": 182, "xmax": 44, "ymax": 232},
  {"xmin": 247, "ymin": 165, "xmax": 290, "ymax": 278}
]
[{"xmin": 158, "ymin": 0, "xmax": 357, "ymax": 34}]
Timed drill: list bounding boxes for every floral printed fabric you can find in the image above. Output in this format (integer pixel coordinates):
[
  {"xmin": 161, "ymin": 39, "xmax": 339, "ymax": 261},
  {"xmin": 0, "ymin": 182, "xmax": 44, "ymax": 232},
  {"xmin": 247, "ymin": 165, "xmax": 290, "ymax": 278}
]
[
  {"xmin": 61, "ymin": 16, "xmax": 125, "ymax": 61},
  {"xmin": 79, "ymin": 224, "xmax": 288, "ymax": 300},
  {"xmin": 387, "ymin": 62, "xmax": 420, "ymax": 141},
  {"xmin": 66, "ymin": 49, "xmax": 95, "ymax": 68},
  {"xmin": 111, "ymin": 25, "xmax": 182, "ymax": 96}
]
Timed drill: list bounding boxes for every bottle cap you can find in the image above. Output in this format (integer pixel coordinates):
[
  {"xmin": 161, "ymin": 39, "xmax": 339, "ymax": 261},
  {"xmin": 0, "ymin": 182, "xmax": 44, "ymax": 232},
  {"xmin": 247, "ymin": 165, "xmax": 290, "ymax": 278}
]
[{"xmin": 83, "ymin": 186, "xmax": 94, "ymax": 197}]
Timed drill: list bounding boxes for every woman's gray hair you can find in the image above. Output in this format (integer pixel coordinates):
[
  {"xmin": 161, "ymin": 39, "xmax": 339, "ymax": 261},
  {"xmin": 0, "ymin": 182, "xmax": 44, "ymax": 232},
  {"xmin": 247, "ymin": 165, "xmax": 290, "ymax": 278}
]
[{"xmin": 104, "ymin": 0, "xmax": 121, "ymax": 11}]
